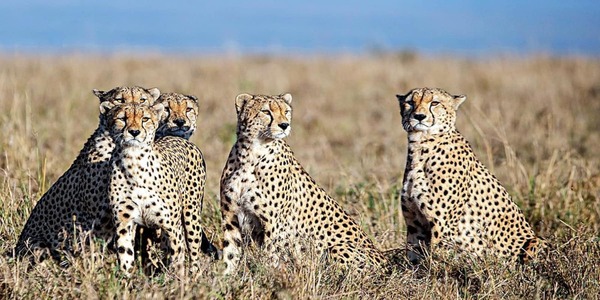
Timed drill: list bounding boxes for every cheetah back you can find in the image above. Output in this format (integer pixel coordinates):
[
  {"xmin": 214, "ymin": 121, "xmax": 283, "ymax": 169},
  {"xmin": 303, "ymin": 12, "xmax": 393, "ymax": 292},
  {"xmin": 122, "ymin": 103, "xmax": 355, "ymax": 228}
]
[
  {"xmin": 253, "ymin": 140, "xmax": 387, "ymax": 267},
  {"xmin": 154, "ymin": 136, "xmax": 208, "ymax": 261}
]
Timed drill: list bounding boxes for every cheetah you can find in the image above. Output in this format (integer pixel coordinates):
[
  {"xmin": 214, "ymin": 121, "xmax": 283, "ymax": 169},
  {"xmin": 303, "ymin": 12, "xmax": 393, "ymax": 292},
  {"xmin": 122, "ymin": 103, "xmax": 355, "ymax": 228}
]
[
  {"xmin": 139, "ymin": 92, "xmax": 219, "ymax": 268},
  {"xmin": 397, "ymin": 87, "xmax": 543, "ymax": 264},
  {"xmin": 14, "ymin": 86, "xmax": 160, "ymax": 261},
  {"xmin": 106, "ymin": 102, "xmax": 210, "ymax": 275},
  {"xmin": 155, "ymin": 92, "xmax": 199, "ymax": 139},
  {"xmin": 220, "ymin": 93, "xmax": 387, "ymax": 274}
]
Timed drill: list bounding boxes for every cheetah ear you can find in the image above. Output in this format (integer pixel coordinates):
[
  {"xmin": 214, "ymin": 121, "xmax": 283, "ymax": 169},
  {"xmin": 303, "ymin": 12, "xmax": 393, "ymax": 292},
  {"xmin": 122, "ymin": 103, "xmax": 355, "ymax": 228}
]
[
  {"xmin": 152, "ymin": 103, "xmax": 168, "ymax": 122},
  {"xmin": 281, "ymin": 93, "xmax": 293, "ymax": 104},
  {"xmin": 235, "ymin": 93, "xmax": 253, "ymax": 114},
  {"xmin": 452, "ymin": 94, "xmax": 467, "ymax": 109},
  {"xmin": 396, "ymin": 94, "xmax": 407, "ymax": 103},
  {"xmin": 148, "ymin": 87, "xmax": 161, "ymax": 101},
  {"xmin": 93, "ymin": 89, "xmax": 105, "ymax": 101},
  {"xmin": 99, "ymin": 101, "xmax": 114, "ymax": 115},
  {"xmin": 397, "ymin": 90, "xmax": 414, "ymax": 103},
  {"xmin": 187, "ymin": 94, "xmax": 199, "ymax": 103}
]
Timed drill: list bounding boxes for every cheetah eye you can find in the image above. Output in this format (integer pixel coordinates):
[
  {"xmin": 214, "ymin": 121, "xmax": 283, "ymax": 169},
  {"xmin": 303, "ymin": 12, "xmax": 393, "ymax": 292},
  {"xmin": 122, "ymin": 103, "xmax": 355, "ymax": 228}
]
[
  {"xmin": 261, "ymin": 109, "xmax": 270, "ymax": 114},
  {"xmin": 285, "ymin": 110, "xmax": 291, "ymax": 114},
  {"xmin": 431, "ymin": 101, "xmax": 440, "ymax": 107},
  {"xmin": 142, "ymin": 117, "xmax": 150, "ymax": 122},
  {"xmin": 186, "ymin": 107, "xmax": 193, "ymax": 112},
  {"xmin": 140, "ymin": 97, "xmax": 147, "ymax": 103}
]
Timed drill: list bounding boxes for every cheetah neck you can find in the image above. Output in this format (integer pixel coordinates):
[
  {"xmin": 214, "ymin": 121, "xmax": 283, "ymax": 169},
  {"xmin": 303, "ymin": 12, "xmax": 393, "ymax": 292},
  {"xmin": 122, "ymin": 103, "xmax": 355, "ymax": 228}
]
[
  {"xmin": 407, "ymin": 131, "xmax": 427, "ymax": 144},
  {"xmin": 235, "ymin": 135, "xmax": 279, "ymax": 164},
  {"xmin": 98, "ymin": 115, "xmax": 109, "ymax": 131},
  {"xmin": 406, "ymin": 131, "xmax": 439, "ymax": 149},
  {"xmin": 405, "ymin": 131, "xmax": 456, "ymax": 167},
  {"xmin": 75, "ymin": 122, "xmax": 114, "ymax": 164},
  {"xmin": 407, "ymin": 130, "xmax": 457, "ymax": 145},
  {"xmin": 113, "ymin": 144, "xmax": 155, "ymax": 182}
]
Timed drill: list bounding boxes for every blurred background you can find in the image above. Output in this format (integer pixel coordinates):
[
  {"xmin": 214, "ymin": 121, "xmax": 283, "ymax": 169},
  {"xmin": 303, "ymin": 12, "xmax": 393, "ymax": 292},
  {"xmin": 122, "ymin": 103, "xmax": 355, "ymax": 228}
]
[
  {"xmin": 1, "ymin": 0, "xmax": 598, "ymax": 55},
  {"xmin": 1, "ymin": 2, "xmax": 600, "ymax": 298}
]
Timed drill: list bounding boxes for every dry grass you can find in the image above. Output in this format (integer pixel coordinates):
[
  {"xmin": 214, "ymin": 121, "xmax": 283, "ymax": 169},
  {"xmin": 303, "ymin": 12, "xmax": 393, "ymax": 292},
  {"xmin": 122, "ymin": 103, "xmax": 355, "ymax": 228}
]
[{"xmin": 0, "ymin": 53, "xmax": 598, "ymax": 299}]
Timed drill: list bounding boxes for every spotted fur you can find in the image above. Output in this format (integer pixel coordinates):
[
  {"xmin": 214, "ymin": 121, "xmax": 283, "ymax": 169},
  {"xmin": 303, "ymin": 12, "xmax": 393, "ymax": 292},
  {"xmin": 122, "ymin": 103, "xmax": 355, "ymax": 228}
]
[
  {"xmin": 220, "ymin": 93, "xmax": 387, "ymax": 274},
  {"xmin": 397, "ymin": 87, "xmax": 543, "ymax": 264},
  {"xmin": 106, "ymin": 103, "xmax": 211, "ymax": 275},
  {"xmin": 139, "ymin": 91, "xmax": 218, "ymax": 271},
  {"xmin": 14, "ymin": 86, "xmax": 160, "ymax": 261}
]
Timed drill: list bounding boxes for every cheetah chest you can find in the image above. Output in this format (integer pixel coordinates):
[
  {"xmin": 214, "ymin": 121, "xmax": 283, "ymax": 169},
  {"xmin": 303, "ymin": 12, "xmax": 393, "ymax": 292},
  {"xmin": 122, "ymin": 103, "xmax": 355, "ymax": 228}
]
[
  {"xmin": 231, "ymin": 168, "xmax": 261, "ymax": 211},
  {"xmin": 225, "ymin": 143, "xmax": 274, "ymax": 227},
  {"xmin": 227, "ymin": 155, "xmax": 262, "ymax": 208},
  {"xmin": 112, "ymin": 148, "xmax": 164, "ymax": 228},
  {"xmin": 402, "ymin": 144, "xmax": 432, "ymax": 212}
]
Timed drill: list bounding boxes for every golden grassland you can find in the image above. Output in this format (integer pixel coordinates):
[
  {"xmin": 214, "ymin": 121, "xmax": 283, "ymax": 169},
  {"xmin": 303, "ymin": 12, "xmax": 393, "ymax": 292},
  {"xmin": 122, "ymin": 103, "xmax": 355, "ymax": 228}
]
[{"xmin": 0, "ymin": 53, "xmax": 598, "ymax": 299}]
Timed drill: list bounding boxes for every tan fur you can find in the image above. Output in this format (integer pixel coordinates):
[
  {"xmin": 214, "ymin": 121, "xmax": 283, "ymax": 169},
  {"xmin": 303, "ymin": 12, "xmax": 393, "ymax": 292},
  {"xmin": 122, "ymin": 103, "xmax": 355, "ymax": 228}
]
[
  {"xmin": 155, "ymin": 92, "xmax": 199, "ymax": 139},
  {"xmin": 220, "ymin": 93, "xmax": 387, "ymax": 275},
  {"xmin": 397, "ymin": 87, "xmax": 543, "ymax": 264},
  {"xmin": 107, "ymin": 103, "xmax": 212, "ymax": 275},
  {"xmin": 14, "ymin": 86, "xmax": 161, "ymax": 261}
]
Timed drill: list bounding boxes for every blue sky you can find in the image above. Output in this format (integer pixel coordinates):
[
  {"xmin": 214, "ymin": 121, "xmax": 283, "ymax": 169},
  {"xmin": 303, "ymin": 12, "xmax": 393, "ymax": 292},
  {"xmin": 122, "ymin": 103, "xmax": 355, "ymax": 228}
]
[{"xmin": 0, "ymin": 0, "xmax": 598, "ymax": 55}]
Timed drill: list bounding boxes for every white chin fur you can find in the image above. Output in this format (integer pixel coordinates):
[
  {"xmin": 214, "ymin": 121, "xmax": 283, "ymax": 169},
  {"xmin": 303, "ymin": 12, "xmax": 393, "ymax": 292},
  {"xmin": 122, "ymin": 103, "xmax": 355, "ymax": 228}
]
[
  {"xmin": 123, "ymin": 139, "xmax": 146, "ymax": 147},
  {"xmin": 412, "ymin": 123, "xmax": 430, "ymax": 131},
  {"xmin": 271, "ymin": 130, "xmax": 290, "ymax": 139}
]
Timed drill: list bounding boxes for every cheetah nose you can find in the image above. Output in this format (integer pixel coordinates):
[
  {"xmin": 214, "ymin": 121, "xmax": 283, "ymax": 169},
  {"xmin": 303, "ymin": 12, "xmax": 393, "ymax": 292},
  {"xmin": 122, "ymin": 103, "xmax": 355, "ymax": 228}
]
[
  {"xmin": 174, "ymin": 119, "xmax": 185, "ymax": 127},
  {"xmin": 278, "ymin": 122, "xmax": 290, "ymax": 130},
  {"xmin": 413, "ymin": 114, "xmax": 426, "ymax": 121},
  {"xmin": 129, "ymin": 129, "xmax": 141, "ymax": 137}
]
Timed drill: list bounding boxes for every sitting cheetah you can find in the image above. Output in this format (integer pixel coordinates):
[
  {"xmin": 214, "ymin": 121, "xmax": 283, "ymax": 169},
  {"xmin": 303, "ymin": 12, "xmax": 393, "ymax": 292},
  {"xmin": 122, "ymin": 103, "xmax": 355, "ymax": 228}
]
[
  {"xmin": 220, "ymin": 93, "xmax": 387, "ymax": 274},
  {"xmin": 155, "ymin": 92, "xmax": 199, "ymax": 139},
  {"xmin": 14, "ymin": 86, "xmax": 160, "ymax": 260},
  {"xmin": 106, "ymin": 102, "xmax": 210, "ymax": 275},
  {"xmin": 396, "ymin": 87, "xmax": 543, "ymax": 264},
  {"xmin": 139, "ymin": 92, "xmax": 219, "ymax": 267}
]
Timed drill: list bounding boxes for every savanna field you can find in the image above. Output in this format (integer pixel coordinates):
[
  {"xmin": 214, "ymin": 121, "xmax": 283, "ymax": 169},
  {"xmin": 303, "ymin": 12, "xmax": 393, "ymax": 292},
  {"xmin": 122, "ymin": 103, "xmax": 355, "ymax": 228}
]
[{"xmin": 0, "ymin": 53, "xmax": 598, "ymax": 299}]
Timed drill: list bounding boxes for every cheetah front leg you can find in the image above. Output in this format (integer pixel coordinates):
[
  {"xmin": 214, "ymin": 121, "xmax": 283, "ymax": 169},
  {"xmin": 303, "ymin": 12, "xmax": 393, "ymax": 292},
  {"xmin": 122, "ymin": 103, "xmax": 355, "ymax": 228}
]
[
  {"xmin": 137, "ymin": 227, "xmax": 164, "ymax": 274},
  {"xmin": 160, "ymin": 220, "xmax": 186, "ymax": 275},
  {"xmin": 401, "ymin": 197, "xmax": 432, "ymax": 265},
  {"xmin": 220, "ymin": 191, "xmax": 243, "ymax": 275},
  {"xmin": 181, "ymin": 182, "xmax": 219, "ymax": 270},
  {"xmin": 149, "ymin": 200, "xmax": 186, "ymax": 275},
  {"xmin": 114, "ymin": 215, "xmax": 138, "ymax": 276}
]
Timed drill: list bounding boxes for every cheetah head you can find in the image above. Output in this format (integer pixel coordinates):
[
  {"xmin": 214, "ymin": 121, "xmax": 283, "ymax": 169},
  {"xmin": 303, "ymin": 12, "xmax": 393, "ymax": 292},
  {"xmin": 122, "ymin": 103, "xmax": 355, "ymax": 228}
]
[
  {"xmin": 155, "ymin": 92, "xmax": 199, "ymax": 140},
  {"xmin": 234, "ymin": 93, "xmax": 293, "ymax": 140},
  {"xmin": 397, "ymin": 87, "xmax": 466, "ymax": 134},
  {"xmin": 93, "ymin": 86, "xmax": 161, "ymax": 114},
  {"xmin": 105, "ymin": 103, "xmax": 166, "ymax": 147}
]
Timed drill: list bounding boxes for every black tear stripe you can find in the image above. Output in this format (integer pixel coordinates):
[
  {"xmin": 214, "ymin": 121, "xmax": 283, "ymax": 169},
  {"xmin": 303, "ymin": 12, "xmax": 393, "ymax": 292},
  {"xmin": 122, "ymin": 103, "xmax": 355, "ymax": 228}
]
[
  {"xmin": 428, "ymin": 103, "xmax": 436, "ymax": 126},
  {"xmin": 266, "ymin": 109, "xmax": 274, "ymax": 128}
]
